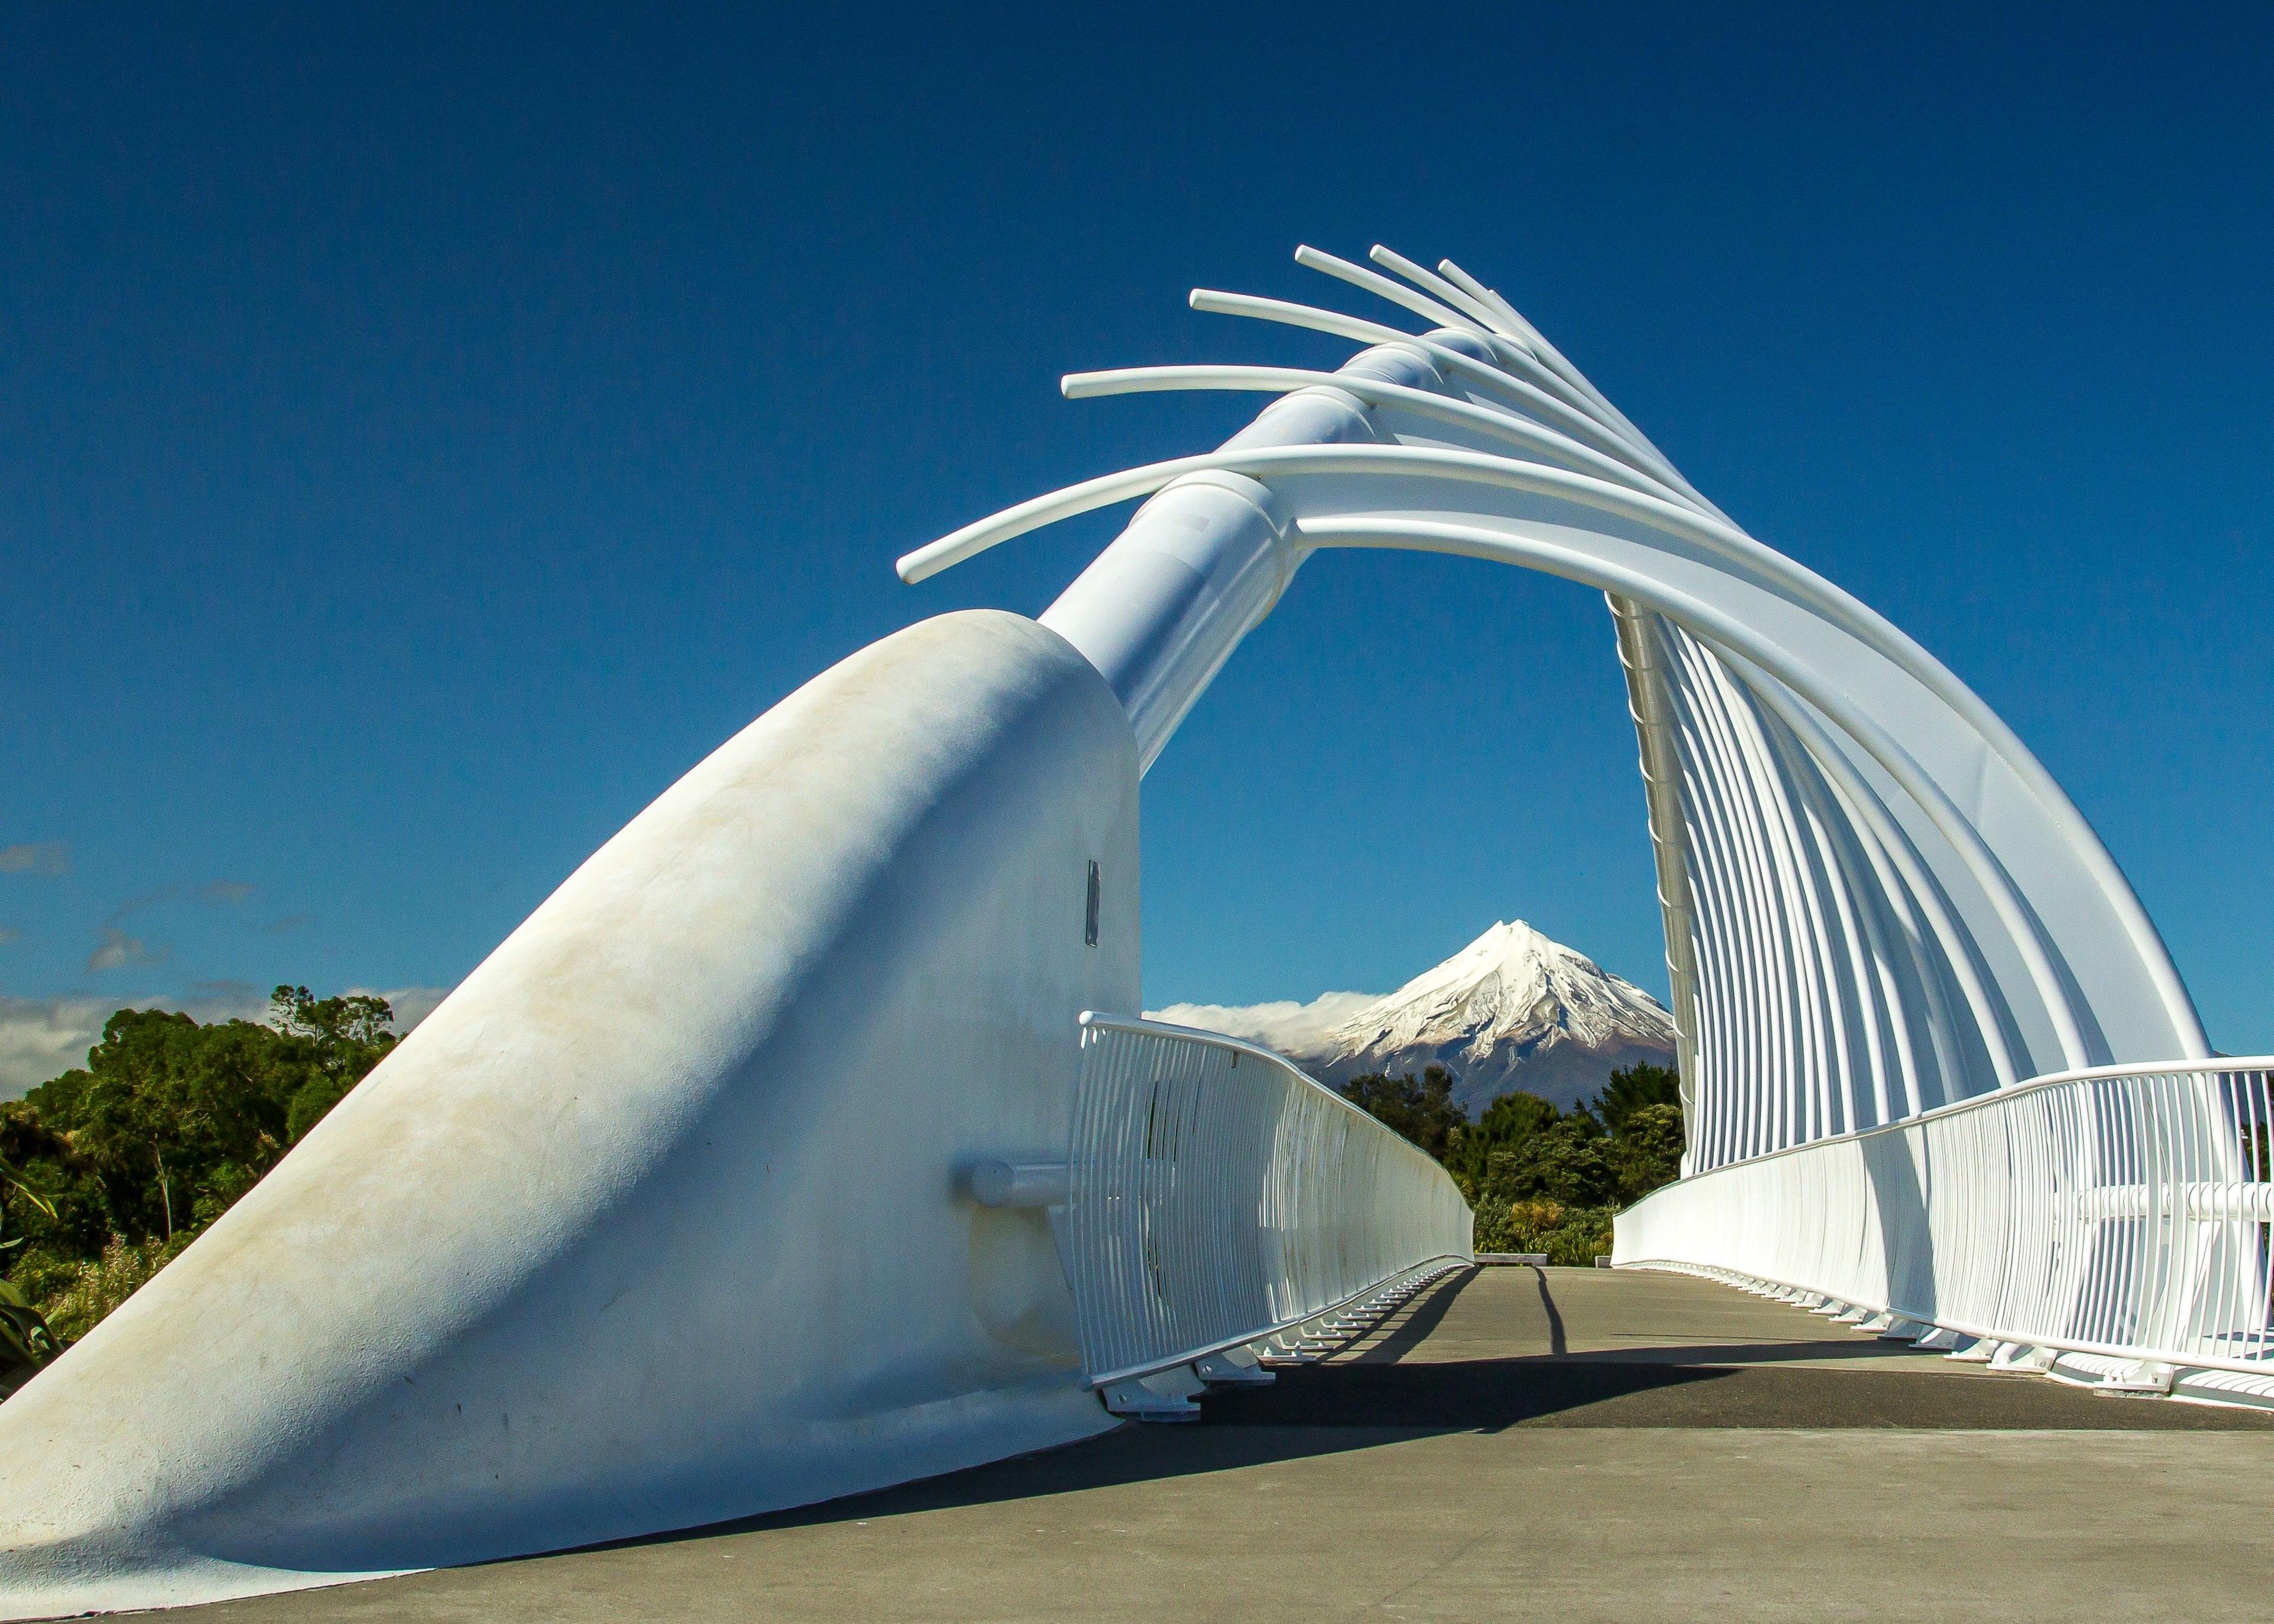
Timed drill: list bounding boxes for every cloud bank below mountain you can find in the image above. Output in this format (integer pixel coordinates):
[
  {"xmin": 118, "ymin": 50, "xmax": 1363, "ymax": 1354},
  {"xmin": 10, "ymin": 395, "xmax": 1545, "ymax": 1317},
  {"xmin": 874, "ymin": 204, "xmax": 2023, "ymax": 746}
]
[{"xmin": 1148, "ymin": 991, "xmax": 1382, "ymax": 1056}]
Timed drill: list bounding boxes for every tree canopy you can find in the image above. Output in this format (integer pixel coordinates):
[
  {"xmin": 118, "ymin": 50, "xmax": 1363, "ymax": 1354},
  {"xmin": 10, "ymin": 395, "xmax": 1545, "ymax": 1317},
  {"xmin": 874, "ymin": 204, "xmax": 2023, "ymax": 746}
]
[
  {"xmin": 1339, "ymin": 1059, "xmax": 1687, "ymax": 1264},
  {"xmin": 1338, "ymin": 1065, "xmax": 1465, "ymax": 1160},
  {"xmin": 1595, "ymin": 1062, "xmax": 1682, "ymax": 1136},
  {"xmin": 0, "ymin": 986, "xmax": 399, "ymax": 1384}
]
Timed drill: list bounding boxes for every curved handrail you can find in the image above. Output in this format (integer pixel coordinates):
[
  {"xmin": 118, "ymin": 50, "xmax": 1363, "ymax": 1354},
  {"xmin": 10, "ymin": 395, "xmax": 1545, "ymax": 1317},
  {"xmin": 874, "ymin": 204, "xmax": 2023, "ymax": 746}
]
[
  {"xmin": 1625, "ymin": 1052, "xmax": 2274, "ymax": 1181},
  {"xmin": 1066, "ymin": 1013, "xmax": 1473, "ymax": 1391},
  {"xmin": 1618, "ymin": 1057, "xmax": 2274, "ymax": 1379},
  {"xmin": 1077, "ymin": 1009, "xmax": 1428, "ymax": 1141}
]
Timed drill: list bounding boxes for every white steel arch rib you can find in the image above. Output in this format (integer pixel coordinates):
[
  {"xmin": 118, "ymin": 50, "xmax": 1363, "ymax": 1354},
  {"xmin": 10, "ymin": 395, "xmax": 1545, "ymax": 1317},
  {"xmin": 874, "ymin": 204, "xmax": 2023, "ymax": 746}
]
[
  {"xmin": 914, "ymin": 449, "xmax": 2122, "ymax": 1072},
  {"xmin": 907, "ymin": 243, "xmax": 2208, "ymax": 1168}
]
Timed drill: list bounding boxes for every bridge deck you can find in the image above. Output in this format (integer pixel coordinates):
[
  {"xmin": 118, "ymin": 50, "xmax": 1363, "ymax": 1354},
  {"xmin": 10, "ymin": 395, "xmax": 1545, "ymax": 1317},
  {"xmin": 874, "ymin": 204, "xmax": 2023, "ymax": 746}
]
[{"xmin": 198, "ymin": 1267, "xmax": 2274, "ymax": 1622}]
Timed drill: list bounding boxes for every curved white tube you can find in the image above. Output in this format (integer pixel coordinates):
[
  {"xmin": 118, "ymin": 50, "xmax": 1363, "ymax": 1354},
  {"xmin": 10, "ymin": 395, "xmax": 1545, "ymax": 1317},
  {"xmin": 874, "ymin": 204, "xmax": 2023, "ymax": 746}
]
[
  {"xmin": 1348, "ymin": 253, "xmax": 1687, "ymax": 477},
  {"xmin": 1035, "ymin": 347, "xmax": 1449, "ymax": 772},
  {"xmin": 1427, "ymin": 255, "xmax": 1703, "ymax": 501},
  {"xmin": 1366, "ymin": 245, "xmax": 1524, "ymax": 340},
  {"xmin": 1285, "ymin": 249, "xmax": 1631, "ymax": 448},
  {"xmin": 1059, "ymin": 365, "xmax": 1699, "ymax": 509},
  {"xmin": 1187, "ymin": 290, "xmax": 1669, "ymax": 475},
  {"xmin": 1292, "ymin": 244, "xmax": 1489, "ymax": 339}
]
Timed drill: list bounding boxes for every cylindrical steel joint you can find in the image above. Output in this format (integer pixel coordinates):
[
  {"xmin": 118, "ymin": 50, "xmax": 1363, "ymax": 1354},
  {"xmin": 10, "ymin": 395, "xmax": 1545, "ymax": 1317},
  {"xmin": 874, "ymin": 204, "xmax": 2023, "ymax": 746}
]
[
  {"xmin": 967, "ymin": 1160, "xmax": 1072, "ymax": 1209},
  {"xmin": 1040, "ymin": 337, "xmax": 1470, "ymax": 772}
]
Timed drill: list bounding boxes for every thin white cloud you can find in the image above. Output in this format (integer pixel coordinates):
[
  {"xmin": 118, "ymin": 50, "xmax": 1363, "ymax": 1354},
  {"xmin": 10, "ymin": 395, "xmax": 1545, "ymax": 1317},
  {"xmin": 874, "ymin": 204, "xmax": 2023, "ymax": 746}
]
[
  {"xmin": 1146, "ymin": 990, "xmax": 1381, "ymax": 1059},
  {"xmin": 87, "ymin": 928, "xmax": 166, "ymax": 973},
  {"xmin": 0, "ymin": 844, "xmax": 68, "ymax": 877},
  {"xmin": 264, "ymin": 913, "xmax": 317, "ymax": 936},
  {"xmin": 0, "ymin": 995, "xmax": 117, "ymax": 1099},
  {"xmin": 198, "ymin": 881, "xmax": 257, "ymax": 906},
  {"xmin": 0, "ymin": 927, "xmax": 19, "ymax": 946},
  {"xmin": 0, "ymin": 984, "xmax": 275, "ymax": 1100},
  {"xmin": 107, "ymin": 885, "xmax": 180, "ymax": 922}
]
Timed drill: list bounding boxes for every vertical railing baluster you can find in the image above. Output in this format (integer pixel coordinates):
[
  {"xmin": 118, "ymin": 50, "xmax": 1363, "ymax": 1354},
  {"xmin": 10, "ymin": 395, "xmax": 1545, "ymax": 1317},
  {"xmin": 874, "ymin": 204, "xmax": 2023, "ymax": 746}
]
[
  {"xmin": 1613, "ymin": 1057, "xmax": 2274, "ymax": 1384},
  {"xmin": 1065, "ymin": 1014, "xmax": 1472, "ymax": 1390}
]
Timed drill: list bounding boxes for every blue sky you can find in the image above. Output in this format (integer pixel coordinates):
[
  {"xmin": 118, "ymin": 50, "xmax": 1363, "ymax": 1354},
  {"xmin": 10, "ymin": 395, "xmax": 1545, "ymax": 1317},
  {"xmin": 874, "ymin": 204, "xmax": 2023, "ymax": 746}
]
[{"xmin": 3, "ymin": 4, "xmax": 2270, "ymax": 1089}]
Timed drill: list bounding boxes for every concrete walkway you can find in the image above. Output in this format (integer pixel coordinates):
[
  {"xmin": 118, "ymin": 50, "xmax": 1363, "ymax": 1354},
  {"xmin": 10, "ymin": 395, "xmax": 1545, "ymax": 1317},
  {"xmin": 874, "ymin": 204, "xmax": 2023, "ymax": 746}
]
[{"xmin": 190, "ymin": 1268, "xmax": 2274, "ymax": 1622}]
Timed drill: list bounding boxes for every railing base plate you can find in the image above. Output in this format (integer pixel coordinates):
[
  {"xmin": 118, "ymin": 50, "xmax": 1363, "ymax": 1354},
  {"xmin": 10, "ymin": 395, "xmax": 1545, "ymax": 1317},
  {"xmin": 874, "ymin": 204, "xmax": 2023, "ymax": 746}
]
[
  {"xmin": 1101, "ymin": 1366, "xmax": 1206, "ymax": 1421},
  {"xmin": 1988, "ymin": 1343, "xmax": 2058, "ymax": 1374},
  {"xmin": 1194, "ymin": 1350, "xmax": 1274, "ymax": 1387}
]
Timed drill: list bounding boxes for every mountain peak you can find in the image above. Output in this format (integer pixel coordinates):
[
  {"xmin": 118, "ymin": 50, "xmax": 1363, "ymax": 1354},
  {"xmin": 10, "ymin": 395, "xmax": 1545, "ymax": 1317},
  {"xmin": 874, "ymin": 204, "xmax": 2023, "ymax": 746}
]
[
  {"xmin": 1151, "ymin": 920, "xmax": 1676, "ymax": 1114},
  {"xmin": 1321, "ymin": 916, "xmax": 1662, "ymax": 1059},
  {"xmin": 1433, "ymin": 918, "xmax": 1570, "ymax": 987}
]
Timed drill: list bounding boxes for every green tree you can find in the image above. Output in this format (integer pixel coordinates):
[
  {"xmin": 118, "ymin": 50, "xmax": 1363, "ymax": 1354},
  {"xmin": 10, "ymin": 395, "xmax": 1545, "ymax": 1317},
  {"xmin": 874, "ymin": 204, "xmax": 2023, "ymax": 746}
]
[
  {"xmin": 0, "ymin": 985, "xmax": 400, "ymax": 1351},
  {"xmin": 28, "ymin": 1009, "xmax": 303, "ymax": 1243},
  {"xmin": 1345, "ymin": 1058, "xmax": 1687, "ymax": 1262},
  {"xmin": 1339, "ymin": 1065, "xmax": 1466, "ymax": 1160},
  {"xmin": 1610, "ymin": 1101, "xmax": 1685, "ymax": 1202},
  {"xmin": 1447, "ymin": 1089, "xmax": 1560, "ymax": 1191},
  {"xmin": 1594, "ymin": 1062, "xmax": 1681, "ymax": 1135},
  {"xmin": 269, "ymin": 985, "xmax": 398, "ymax": 1142},
  {"xmin": 1482, "ymin": 1115, "xmax": 1615, "ymax": 1208}
]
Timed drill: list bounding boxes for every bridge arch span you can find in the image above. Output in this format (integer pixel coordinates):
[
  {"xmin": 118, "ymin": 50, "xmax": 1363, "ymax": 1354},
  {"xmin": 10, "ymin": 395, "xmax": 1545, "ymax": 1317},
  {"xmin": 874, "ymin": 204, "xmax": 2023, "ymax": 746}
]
[
  {"xmin": 0, "ymin": 243, "xmax": 2254, "ymax": 1618},
  {"xmin": 904, "ymin": 252, "xmax": 2204, "ymax": 1166}
]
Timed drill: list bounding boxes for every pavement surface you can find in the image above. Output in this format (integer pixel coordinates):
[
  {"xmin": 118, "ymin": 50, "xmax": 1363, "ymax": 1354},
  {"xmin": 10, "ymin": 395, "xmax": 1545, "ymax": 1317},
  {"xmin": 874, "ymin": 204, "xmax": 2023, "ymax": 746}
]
[{"xmin": 187, "ymin": 1266, "xmax": 2274, "ymax": 1622}]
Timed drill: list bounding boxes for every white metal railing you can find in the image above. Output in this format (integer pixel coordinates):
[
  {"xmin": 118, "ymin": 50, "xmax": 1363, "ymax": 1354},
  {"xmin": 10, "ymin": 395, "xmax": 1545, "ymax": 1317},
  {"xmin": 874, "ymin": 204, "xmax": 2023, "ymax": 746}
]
[
  {"xmin": 1065, "ymin": 1012, "xmax": 1473, "ymax": 1389},
  {"xmin": 1614, "ymin": 1058, "xmax": 2274, "ymax": 1374}
]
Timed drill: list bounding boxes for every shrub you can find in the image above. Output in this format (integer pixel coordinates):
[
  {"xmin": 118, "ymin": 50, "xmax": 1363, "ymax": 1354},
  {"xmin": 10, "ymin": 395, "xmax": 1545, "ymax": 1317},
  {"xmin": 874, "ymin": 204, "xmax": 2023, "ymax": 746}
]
[
  {"xmin": 0, "ymin": 986, "xmax": 400, "ymax": 1351},
  {"xmin": 43, "ymin": 1234, "xmax": 191, "ymax": 1344},
  {"xmin": 1539, "ymin": 1205, "xmax": 1616, "ymax": 1266},
  {"xmin": 1472, "ymin": 1195, "xmax": 1569, "ymax": 1253},
  {"xmin": 0, "ymin": 1281, "xmax": 60, "ymax": 1395},
  {"xmin": 1472, "ymin": 1195, "xmax": 1617, "ymax": 1264},
  {"xmin": 3, "ymin": 1244, "xmax": 81, "ymax": 1308}
]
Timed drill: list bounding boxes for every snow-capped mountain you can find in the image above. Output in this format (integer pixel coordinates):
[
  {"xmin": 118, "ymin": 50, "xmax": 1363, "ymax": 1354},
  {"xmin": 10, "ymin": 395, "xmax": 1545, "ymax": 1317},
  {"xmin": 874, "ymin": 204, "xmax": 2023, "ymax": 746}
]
[{"xmin": 1152, "ymin": 920, "xmax": 1676, "ymax": 1114}]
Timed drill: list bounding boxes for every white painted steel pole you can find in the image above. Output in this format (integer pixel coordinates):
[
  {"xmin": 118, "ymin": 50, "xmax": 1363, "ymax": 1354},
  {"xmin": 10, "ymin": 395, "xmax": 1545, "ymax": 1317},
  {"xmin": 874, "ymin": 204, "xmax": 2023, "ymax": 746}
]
[{"xmin": 1037, "ymin": 340, "xmax": 1487, "ymax": 772}]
